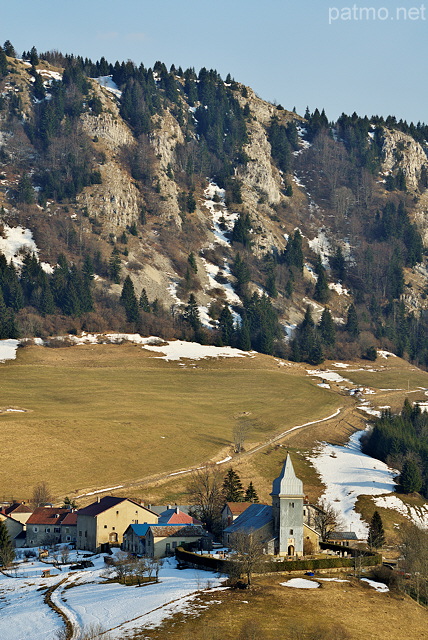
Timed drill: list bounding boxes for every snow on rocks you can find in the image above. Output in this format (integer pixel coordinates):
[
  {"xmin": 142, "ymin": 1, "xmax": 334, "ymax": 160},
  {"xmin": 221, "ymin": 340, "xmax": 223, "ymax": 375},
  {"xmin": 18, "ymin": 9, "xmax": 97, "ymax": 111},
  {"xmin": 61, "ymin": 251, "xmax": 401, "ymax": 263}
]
[
  {"xmin": 373, "ymin": 495, "xmax": 428, "ymax": 529},
  {"xmin": 203, "ymin": 182, "xmax": 238, "ymax": 247},
  {"xmin": 328, "ymin": 282, "xmax": 349, "ymax": 296},
  {"xmin": 377, "ymin": 350, "xmax": 396, "ymax": 359},
  {"xmin": 95, "ymin": 76, "xmax": 122, "ymax": 99},
  {"xmin": 309, "ymin": 430, "xmax": 398, "ymax": 537},
  {"xmin": 0, "ymin": 224, "xmax": 53, "ymax": 272},
  {"xmin": 307, "ymin": 229, "xmax": 331, "ymax": 267},
  {"xmin": 280, "ymin": 578, "xmax": 320, "ymax": 589}
]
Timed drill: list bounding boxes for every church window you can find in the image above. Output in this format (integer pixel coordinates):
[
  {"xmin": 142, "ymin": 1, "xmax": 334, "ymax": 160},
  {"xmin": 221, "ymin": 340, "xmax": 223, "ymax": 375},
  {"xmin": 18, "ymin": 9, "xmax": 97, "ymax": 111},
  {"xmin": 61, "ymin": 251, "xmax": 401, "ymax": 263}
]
[
  {"xmin": 290, "ymin": 529, "xmax": 293, "ymax": 535},
  {"xmin": 289, "ymin": 502, "xmax": 294, "ymax": 508}
]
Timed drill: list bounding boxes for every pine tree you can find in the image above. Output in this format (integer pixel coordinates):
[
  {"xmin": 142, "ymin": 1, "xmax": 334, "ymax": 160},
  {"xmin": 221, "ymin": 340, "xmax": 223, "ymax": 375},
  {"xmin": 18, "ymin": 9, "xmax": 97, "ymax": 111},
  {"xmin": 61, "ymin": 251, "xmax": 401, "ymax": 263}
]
[
  {"xmin": 0, "ymin": 46, "xmax": 7, "ymax": 78},
  {"xmin": 109, "ymin": 248, "xmax": 121, "ymax": 283},
  {"xmin": 218, "ymin": 305, "xmax": 234, "ymax": 345},
  {"xmin": 367, "ymin": 510, "xmax": 385, "ymax": 550},
  {"xmin": 120, "ymin": 275, "xmax": 140, "ymax": 323},
  {"xmin": 222, "ymin": 468, "xmax": 244, "ymax": 502},
  {"xmin": 313, "ymin": 256, "xmax": 329, "ymax": 304},
  {"xmin": 346, "ymin": 304, "xmax": 359, "ymax": 337},
  {"xmin": 0, "ymin": 519, "xmax": 14, "ymax": 568},
  {"xmin": 183, "ymin": 293, "xmax": 201, "ymax": 331},
  {"xmin": 187, "ymin": 252, "xmax": 197, "ymax": 274},
  {"xmin": 29, "ymin": 46, "xmax": 39, "ymax": 66},
  {"xmin": 330, "ymin": 246, "xmax": 346, "ymax": 281},
  {"xmin": 237, "ymin": 314, "xmax": 251, "ymax": 351},
  {"xmin": 319, "ymin": 308, "xmax": 336, "ymax": 346},
  {"xmin": 244, "ymin": 481, "xmax": 259, "ymax": 503},
  {"xmin": 400, "ymin": 458, "xmax": 422, "ymax": 493},
  {"xmin": 139, "ymin": 288, "xmax": 150, "ymax": 312}
]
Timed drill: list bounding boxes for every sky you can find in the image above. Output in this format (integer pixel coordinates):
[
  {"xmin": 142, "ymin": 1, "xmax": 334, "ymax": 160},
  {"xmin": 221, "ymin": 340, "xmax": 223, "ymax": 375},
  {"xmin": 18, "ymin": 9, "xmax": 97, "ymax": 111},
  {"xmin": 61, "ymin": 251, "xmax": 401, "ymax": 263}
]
[{"xmin": 1, "ymin": 0, "xmax": 427, "ymax": 123}]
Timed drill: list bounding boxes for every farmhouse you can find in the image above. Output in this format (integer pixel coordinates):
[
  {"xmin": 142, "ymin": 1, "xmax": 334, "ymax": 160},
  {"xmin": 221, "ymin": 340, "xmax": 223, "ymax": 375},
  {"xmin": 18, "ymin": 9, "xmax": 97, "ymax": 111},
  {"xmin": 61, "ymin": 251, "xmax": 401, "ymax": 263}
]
[
  {"xmin": 76, "ymin": 496, "xmax": 158, "ymax": 552},
  {"xmin": 223, "ymin": 454, "xmax": 320, "ymax": 557},
  {"xmin": 26, "ymin": 508, "xmax": 76, "ymax": 547},
  {"xmin": 123, "ymin": 523, "xmax": 207, "ymax": 557}
]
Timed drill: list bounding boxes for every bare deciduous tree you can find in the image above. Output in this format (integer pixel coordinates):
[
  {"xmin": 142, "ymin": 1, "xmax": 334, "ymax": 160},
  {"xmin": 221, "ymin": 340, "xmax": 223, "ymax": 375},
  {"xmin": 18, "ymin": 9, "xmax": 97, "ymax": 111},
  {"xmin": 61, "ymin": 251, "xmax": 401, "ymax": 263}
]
[
  {"xmin": 187, "ymin": 465, "xmax": 224, "ymax": 536},
  {"xmin": 229, "ymin": 530, "xmax": 266, "ymax": 586},
  {"xmin": 313, "ymin": 500, "xmax": 344, "ymax": 541},
  {"xmin": 233, "ymin": 417, "xmax": 251, "ymax": 454},
  {"xmin": 31, "ymin": 482, "xmax": 51, "ymax": 507}
]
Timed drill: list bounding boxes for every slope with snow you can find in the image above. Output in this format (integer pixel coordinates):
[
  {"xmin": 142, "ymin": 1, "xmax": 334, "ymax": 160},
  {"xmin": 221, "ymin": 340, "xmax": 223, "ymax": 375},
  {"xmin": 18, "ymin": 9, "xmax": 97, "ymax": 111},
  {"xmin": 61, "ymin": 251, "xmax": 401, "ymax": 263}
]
[{"xmin": 309, "ymin": 430, "xmax": 397, "ymax": 538}]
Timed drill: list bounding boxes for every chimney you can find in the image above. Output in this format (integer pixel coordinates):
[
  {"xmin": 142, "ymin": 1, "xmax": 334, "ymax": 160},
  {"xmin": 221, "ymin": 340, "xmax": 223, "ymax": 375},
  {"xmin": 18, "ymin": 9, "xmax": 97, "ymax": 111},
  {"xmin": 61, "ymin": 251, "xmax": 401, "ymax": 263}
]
[
  {"xmin": 97, "ymin": 496, "xmax": 100, "ymax": 503},
  {"xmin": 167, "ymin": 504, "xmax": 171, "ymax": 510},
  {"xmin": 175, "ymin": 507, "xmax": 179, "ymax": 514},
  {"xmin": 148, "ymin": 504, "xmax": 151, "ymax": 510}
]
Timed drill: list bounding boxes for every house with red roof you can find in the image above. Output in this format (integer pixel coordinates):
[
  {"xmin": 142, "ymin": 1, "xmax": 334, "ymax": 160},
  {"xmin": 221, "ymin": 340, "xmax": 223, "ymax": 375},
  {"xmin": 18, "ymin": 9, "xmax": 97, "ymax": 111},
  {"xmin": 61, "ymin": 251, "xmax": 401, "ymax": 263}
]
[
  {"xmin": 26, "ymin": 508, "xmax": 77, "ymax": 547},
  {"xmin": 221, "ymin": 502, "xmax": 253, "ymax": 530},
  {"xmin": 158, "ymin": 506, "xmax": 202, "ymax": 526},
  {"xmin": 76, "ymin": 496, "xmax": 159, "ymax": 552}
]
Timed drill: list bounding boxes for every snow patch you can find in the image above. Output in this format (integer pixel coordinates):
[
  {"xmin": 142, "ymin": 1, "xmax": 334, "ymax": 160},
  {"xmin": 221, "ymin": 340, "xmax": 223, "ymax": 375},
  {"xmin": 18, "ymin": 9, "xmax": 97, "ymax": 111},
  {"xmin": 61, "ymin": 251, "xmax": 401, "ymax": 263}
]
[
  {"xmin": 373, "ymin": 495, "xmax": 428, "ymax": 528},
  {"xmin": 0, "ymin": 339, "xmax": 19, "ymax": 362},
  {"xmin": 280, "ymin": 578, "xmax": 320, "ymax": 589},
  {"xmin": 361, "ymin": 578, "xmax": 389, "ymax": 593},
  {"xmin": 95, "ymin": 76, "xmax": 122, "ymax": 99}
]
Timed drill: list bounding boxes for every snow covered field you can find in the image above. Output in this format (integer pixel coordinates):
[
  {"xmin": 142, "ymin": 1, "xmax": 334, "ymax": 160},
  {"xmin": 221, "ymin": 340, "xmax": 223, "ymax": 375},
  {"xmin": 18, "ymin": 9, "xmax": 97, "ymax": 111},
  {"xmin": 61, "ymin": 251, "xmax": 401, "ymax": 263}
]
[
  {"xmin": 309, "ymin": 430, "xmax": 397, "ymax": 538},
  {"xmin": 0, "ymin": 552, "xmax": 225, "ymax": 640}
]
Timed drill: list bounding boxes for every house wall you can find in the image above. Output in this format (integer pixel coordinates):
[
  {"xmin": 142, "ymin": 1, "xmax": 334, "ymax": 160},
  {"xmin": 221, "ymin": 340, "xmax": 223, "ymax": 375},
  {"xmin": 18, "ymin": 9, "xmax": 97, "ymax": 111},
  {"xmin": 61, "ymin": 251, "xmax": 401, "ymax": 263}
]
[
  {"xmin": 3, "ymin": 518, "xmax": 24, "ymax": 546},
  {"xmin": 61, "ymin": 525, "xmax": 77, "ymax": 545},
  {"xmin": 278, "ymin": 495, "xmax": 304, "ymax": 556},
  {"xmin": 151, "ymin": 534, "xmax": 201, "ymax": 558},
  {"xmin": 303, "ymin": 524, "xmax": 320, "ymax": 554},
  {"xmin": 26, "ymin": 521, "xmax": 63, "ymax": 547},
  {"xmin": 77, "ymin": 503, "xmax": 157, "ymax": 552}
]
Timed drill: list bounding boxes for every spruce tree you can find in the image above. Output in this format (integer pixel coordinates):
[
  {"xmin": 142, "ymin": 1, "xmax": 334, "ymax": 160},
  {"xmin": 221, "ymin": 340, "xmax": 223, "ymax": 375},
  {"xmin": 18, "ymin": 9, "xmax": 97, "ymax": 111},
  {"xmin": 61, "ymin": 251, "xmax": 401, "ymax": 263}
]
[
  {"xmin": 139, "ymin": 288, "xmax": 150, "ymax": 312},
  {"xmin": 187, "ymin": 252, "xmax": 197, "ymax": 274},
  {"xmin": 346, "ymin": 304, "xmax": 359, "ymax": 337},
  {"xmin": 109, "ymin": 248, "xmax": 121, "ymax": 283},
  {"xmin": 0, "ymin": 519, "xmax": 14, "ymax": 568},
  {"xmin": 183, "ymin": 293, "xmax": 201, "ymax": 331},
  {"xmin": 120, "ymin": 275, "xmax": 140, "ymax": 323},
  {"xmin": 218, "ymin": 305, "xmax": 234, "ymax": 346},
  {"xmin": 313, "ymin": 256, "xmax": 329, "ymax": 304},
  {"xmin": 319, "ymin": 308, "xmax": 336, "ymax": 346},
  {"xmin": 400, "ymin": 458, "xmax": 422, "ymax": 493},
  {"xmin": 367, "ymin": 510, "xmax": 385, "ymax": 550},
  {"xmin": 222, "ymin": 468, "xmax": 244, "ymax": 502},
  {"xmin": 0, "ymin": 46, "xmax": 7, "ymax": 78},
  {"xmin": 244, "ymin": 481, "xmax": 259, "ymax": 503}
]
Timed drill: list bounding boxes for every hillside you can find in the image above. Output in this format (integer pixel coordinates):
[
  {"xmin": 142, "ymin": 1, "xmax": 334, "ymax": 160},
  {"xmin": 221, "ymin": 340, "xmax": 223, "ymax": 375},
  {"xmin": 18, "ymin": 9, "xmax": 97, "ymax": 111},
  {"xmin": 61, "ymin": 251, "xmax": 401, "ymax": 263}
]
[{"xmin": 1, "ymin": 43, "xmax": 428, "ymax": 369}]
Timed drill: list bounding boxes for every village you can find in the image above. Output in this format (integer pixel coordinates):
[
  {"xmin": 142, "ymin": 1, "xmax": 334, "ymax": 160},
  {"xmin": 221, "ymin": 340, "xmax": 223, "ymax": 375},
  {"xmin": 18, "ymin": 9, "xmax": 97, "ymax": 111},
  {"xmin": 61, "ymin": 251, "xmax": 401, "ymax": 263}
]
[{"xmin": 0, "ymin": 455, "xmax": 389, "ymax": 639}]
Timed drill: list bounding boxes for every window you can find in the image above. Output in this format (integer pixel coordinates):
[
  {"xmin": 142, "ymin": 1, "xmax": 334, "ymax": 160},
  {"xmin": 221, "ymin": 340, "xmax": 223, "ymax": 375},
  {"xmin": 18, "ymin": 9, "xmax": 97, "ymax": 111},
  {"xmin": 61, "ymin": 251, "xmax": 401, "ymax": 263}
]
[
  {"xmin": 54, "ymin": 527, "xmax": 60, "ymax": 533},
  {"xmin": 116, "ymin": 511, "xmax": 119, "ymax": 515},
  {"xmin": 66, "ymin": 536, "xmax": 71, "ymax": 542},
  {"xmin": 104, "ymin": 525, "xmax": 107, "ymax": 529},
  {"xmin": 78, "ymin": 531, "xmax": 82, "ymax": 537},
  {"xmin": 132, "ymin": 519, "xmax": 138, "ymax": 524},
  {"xmin": 85, "ymin": 531, "xmax": 87, "ymax": 538},
  {"xmin": 289, "ymin": 502, "xmax": 295, "ymax": 508},
  {"xmin": 65, "ymin": 528, "xmax": 69, "ymax": 533},
  {"xmin": 45, "ymin": 528, "xmax": 51, "ymax": 533},
  {"xmin": 112, "ymin": 527, "xmax": 115, "ymax": 531},
  {"xmin": 289, "ymin": 529, "xmax": 293, "ymax": 535},
  {"xmin": 172, "ymin": 541, "xmax": 177, "ymax": 548},
  {"xmin": 33, "ymin": 526, "xmax": 38, "ymax": 533},
  {"xmin": 165, "ymin": 543, "xmax": 171, "ymax": 553}
]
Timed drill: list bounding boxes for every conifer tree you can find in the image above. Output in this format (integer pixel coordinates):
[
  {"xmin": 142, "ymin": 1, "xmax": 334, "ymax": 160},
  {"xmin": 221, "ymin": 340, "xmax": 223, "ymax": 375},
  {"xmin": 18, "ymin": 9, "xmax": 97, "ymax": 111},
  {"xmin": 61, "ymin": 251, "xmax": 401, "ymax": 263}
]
[
  {"xmin": 0, "ymin": 520, "xmax": 14, "ymax": 567},
  {"xmin": 120, "ymin": 275, "xmax": 140, "ymax": 323},
  {"xmin": 29, "ymin": 46, "xmax": 39, "ymax": 66},
  {"xmin": 313, "ymin": 255, "xmax": 329, "ymax": 304},
  {"xmin": 109, "ymin": 248, "xmax": 121, "ymax": 284},
  {"xmin": 237, "ymin": 314, "xmax": 251, "ymax": 351},
  {"xmin": 367, "ymin": 510, "xmax": 385, "ymax": 550},
  {"xmin": 183, "ymin": 293, "xmax": 201, "ymax": 331},
  {"xmin": 218, "ymin": 305, "xmax": 234, "ymax": 345},
  {"xmin": 187, "ymin": 252, "xmax": 197, "ymax": 274},
  {"xmin": 319, "ymin": 308, "xmax": 336, "ymax": 346},
  {"xmin": 244, "ymin": 481, "xmax": 259, "ymax": 503},
  {"xmin": 346, "ymin": 304, "xmax": 359, "ymax": 337},
  {"xmin": 139, "ymin": 288, "xmax": 150, "ymax": 312},
  {"xmin": 222, "ymin": 468, "xmax": 244, "ymax": 502},
  {"xmin": 0, "ymin": 46, "xmax": 7, "ymax": 78},
  {"xmin": 400, "ymin": 458, "xmax": 422, "ymax": 494}
]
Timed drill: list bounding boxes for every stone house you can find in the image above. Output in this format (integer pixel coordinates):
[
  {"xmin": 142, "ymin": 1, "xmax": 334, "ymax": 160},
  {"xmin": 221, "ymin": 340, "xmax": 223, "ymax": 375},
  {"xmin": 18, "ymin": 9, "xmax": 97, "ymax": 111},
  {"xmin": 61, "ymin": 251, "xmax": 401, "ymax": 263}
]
[
  {"xmin": 76, "ymin": 496, "xmax": 158, "ymax": 552},
  {"xmin": 122, "ymin": 523, "xmax": 207, "ymax": 558},
  {"xmin": 0, "ymin": 513, "xmax": 26, "ymax": 547},
  {"xmin": 221, "ymin": 502, "xmax": 253, "ymax": 530},
  {"xmin": 25, "ymin": 508, "xmax": 75, "ymax": 547}
]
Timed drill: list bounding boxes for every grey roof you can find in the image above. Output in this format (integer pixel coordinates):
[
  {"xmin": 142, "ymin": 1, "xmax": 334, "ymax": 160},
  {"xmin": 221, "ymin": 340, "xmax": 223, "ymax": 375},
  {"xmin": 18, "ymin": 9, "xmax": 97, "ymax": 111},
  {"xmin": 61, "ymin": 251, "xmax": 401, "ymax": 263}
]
[
  {"xmin": 328, "ymin": 531, "xmax": 358, "ymax": 540},
  {"xmin": 223, "ymin": 504, "xmax": 272, "ymax": 534},
  {"xmin": 148, "ymin": 505, "xmax": 191, "ymax": 515},
  {"xmin": 271, "ymin": 454, "xmax": 304, "ymax": 497}
]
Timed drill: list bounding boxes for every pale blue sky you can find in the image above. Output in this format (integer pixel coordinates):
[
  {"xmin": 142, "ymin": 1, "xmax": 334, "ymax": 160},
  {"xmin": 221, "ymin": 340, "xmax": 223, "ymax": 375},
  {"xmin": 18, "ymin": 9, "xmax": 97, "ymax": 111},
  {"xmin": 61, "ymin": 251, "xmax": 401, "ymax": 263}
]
[{"xmin": 2, "ymin": 0, "xmax": 427, "ymax": 122}]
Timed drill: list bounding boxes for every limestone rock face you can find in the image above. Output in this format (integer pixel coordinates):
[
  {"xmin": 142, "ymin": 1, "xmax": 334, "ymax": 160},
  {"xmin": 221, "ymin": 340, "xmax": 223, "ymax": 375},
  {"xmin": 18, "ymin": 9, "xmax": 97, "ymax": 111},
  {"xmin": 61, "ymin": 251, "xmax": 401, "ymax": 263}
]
[
  {"xmin": 382, "ymin": 128, "xmax": 428, "ymax": 191},
  {"xmin": 77, "ymin": 161, "xmax": 141, "ymax": 230}
]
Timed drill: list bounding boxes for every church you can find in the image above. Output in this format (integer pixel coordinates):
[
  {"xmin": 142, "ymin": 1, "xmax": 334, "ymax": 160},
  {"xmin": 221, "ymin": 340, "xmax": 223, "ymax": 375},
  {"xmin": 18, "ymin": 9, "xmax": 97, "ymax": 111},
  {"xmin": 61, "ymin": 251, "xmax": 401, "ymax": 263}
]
[{"xmin": 223, "ymin": 454, "xmax": 319, "ymax": 557}]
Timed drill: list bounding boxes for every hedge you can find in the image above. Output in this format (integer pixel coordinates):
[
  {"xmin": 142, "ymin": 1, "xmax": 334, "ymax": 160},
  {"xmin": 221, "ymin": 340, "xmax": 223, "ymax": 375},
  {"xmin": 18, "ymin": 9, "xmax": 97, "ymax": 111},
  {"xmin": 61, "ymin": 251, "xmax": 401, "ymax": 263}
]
[{"xmin": 175, "ymin": 548, "xmax": 382, "ymax": 574}]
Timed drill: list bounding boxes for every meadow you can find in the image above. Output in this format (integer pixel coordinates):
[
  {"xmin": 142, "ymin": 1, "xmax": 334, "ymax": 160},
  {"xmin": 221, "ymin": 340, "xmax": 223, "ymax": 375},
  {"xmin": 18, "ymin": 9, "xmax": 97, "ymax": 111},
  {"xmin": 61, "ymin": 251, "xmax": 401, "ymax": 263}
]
[{"xmin": 0, "ymin": 343, "xmax": 340, "ymax": 501}]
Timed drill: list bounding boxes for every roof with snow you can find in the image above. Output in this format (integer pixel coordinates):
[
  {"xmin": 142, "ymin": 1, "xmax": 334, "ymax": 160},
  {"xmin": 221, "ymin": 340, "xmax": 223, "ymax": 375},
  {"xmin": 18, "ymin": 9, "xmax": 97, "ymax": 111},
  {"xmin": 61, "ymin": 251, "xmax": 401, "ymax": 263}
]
[
  {"xmin": 223, "ymin": 504, "xmax": 272, "ymax": 534},
  {"xmin": 271, "ymin": 454, "xmax": 304, "ymax": 497}
]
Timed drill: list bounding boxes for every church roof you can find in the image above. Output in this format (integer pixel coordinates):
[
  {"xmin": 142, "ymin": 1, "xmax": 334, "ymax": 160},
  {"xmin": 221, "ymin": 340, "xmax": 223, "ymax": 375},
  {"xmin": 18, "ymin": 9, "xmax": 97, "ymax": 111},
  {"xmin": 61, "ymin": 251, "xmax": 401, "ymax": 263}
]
[
  {"xmin": 271, "ymin": 454, "xmax": 304, "ymax": 497},
  {"xmin": 223, "ymin": 504, "xmax": 272, "ymax": 534}
]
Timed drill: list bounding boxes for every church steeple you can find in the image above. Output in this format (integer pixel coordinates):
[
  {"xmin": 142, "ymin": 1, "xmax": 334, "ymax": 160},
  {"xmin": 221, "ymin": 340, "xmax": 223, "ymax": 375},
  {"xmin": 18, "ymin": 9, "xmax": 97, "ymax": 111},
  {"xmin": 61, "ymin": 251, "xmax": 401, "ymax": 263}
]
[
  {"xmin": 271, "ymin": 454, "xmax": 304, "ymax": 498},
  {"xmin": 271, "ymin": 454, "xmax": 304, "ymax": 557}
]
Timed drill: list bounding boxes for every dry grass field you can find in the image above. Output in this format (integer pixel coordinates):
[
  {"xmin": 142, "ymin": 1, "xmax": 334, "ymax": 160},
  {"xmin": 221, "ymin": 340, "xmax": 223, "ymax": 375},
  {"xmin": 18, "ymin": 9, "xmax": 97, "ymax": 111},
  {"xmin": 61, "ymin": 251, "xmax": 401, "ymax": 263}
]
[
  {"xmin": 0, "ymin": 343, "xmax": 342, "ymax": 501},
  {"xmin": 137, "ymin": 572, "xmax": 428, "ymax": 640}
]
